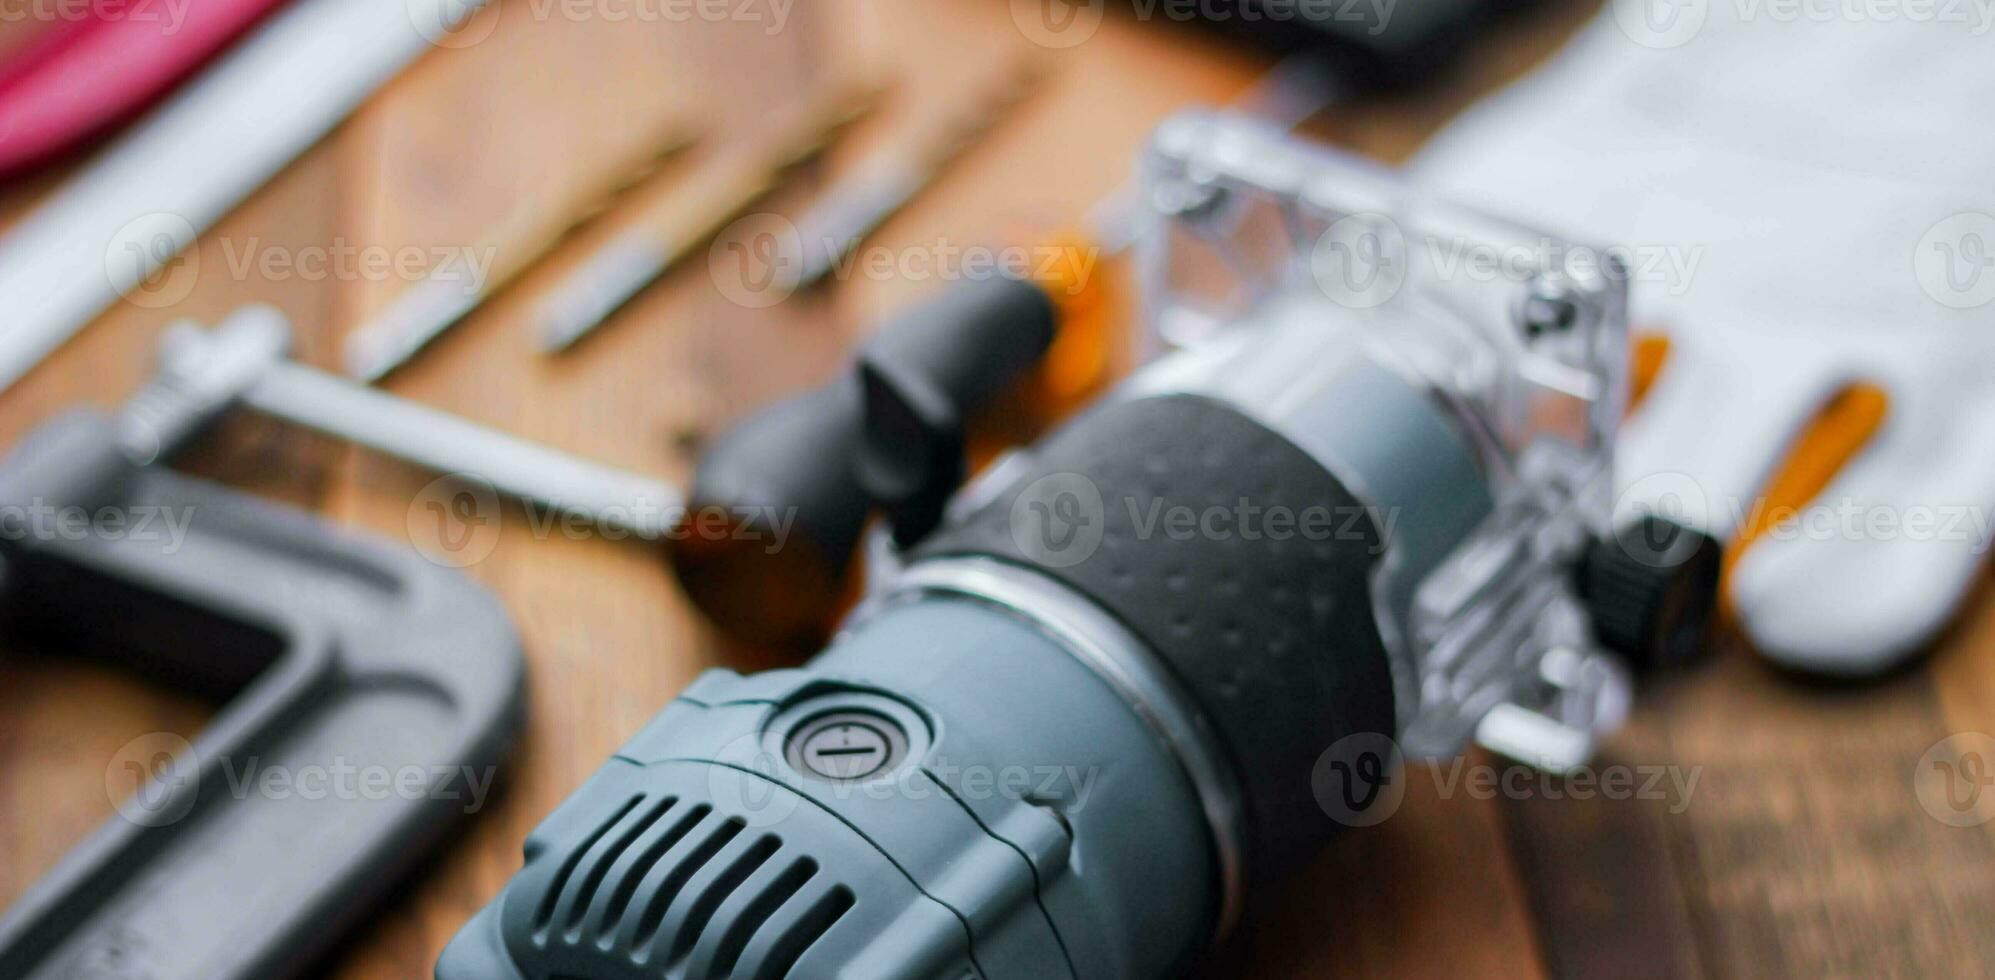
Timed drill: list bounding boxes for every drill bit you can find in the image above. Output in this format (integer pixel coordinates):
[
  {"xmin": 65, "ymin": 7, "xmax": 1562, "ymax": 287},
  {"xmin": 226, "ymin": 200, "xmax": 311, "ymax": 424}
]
[
  {"xmin": 785, "ymin": 58, "xmax": 1043, "ymax": 289},
  {"xmin": 534, "ymin": 77, "xmax": 888, "ymax": 352},
  {"xmin": 342, "ymin": 121, "xmax": 701, "ymax": 381}
]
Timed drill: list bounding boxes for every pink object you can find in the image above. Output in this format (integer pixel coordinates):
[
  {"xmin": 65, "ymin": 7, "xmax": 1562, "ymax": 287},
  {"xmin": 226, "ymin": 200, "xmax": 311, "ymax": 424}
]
[{"xmin": 0, "ymin": 0, "xmax": 289, "ymax": 178}]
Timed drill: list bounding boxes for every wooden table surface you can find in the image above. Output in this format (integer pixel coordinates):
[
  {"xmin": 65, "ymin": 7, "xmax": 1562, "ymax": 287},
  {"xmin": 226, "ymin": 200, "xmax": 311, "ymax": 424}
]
[{"xmin": 4, "ymin": 2, "xmax": 1993, "ymax": 977}]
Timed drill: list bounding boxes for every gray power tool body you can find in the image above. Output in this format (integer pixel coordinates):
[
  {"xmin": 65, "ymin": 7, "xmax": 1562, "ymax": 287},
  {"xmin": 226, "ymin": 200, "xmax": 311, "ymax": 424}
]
[{"xmin": 441, "ymin": 114, "xmax": 1714, "ymax": 979}]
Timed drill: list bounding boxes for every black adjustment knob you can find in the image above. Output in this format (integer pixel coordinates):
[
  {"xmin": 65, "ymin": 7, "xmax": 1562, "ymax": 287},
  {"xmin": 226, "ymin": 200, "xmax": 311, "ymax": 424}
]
[
  {"xmin": 671, "ymin": 275, "xmax": 1058, "ymax": 646},
  {"xmin": 1579, "ymin": 516, "xmax": 1724, "ymax": 672},
  {"xmin": 854, "ymin": 274, "xmax": 1056, "ymax": 547},
  {"xmin": 854, "ymin": 354, "xmax": 963, "ymax": 548}
]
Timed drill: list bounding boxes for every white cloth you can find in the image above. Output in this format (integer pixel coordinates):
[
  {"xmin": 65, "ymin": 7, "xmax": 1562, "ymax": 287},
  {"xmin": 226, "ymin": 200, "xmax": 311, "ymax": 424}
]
[{"xmin": 1412, "ymin": 2, "xmax": 1995, "ymax": 674}]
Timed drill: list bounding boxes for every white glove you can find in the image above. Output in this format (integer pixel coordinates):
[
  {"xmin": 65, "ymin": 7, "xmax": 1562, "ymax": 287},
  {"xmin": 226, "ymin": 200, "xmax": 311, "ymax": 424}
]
[{"xmin": 1411, "ymin": 3, "xmax": 1995, "ymax": 675}]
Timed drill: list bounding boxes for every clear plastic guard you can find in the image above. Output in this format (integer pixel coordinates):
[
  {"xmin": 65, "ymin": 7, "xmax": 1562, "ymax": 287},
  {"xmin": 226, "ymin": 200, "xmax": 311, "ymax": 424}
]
[{"xmin": 1139, "ymin": 113, "xmax": 1634, "ymax": 767}]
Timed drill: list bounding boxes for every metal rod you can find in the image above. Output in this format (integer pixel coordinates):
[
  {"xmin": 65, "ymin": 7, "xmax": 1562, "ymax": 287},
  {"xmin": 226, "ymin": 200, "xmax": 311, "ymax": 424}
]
[{"xmin": 249, "ymin": 362, "xmax": 684, "ymax": 538}]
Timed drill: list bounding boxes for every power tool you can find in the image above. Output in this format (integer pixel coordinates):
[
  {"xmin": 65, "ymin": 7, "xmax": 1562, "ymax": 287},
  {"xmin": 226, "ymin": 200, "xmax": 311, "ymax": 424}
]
[{"xmin": 438, "ymin": 112, "xmax": 1720, "ymax": 979}]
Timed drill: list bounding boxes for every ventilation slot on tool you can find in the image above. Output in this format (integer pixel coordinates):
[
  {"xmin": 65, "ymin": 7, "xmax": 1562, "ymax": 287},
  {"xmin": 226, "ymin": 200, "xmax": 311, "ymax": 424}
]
[
  {"xmin": 750, "ymin": 881, "xmax": 855, "ymax": 980},
  {"xmin": 518, "ymin": 792, "xmax": 860, "ymax": 977},
  {"xmin": 563, "ymin": 796, "xmax": 683, "ymax": 942},
  {"xmin": 631, "ymin": 815, "xmax": 748, "ymax": 951},
  {"xmin": 594, "ymin": 801, "xmax": 710, "ymax": 942},
  {"xmin": 707, "ymin": 857, "xmax": 818, "ymax": 977},
  {"xmin": 664, "ymin": 833, "xmax": 783, "ymax": 966},
  {"xmin": 531, "ymin": 794, "xmax": 645, "ymax": 941}
]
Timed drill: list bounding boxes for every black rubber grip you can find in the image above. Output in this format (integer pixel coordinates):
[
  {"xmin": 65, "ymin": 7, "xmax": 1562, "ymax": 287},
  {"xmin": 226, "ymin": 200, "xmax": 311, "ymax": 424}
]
[{"xmin": 915, "ymin": 394, "xmax": 1397, "ymax": 889}]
